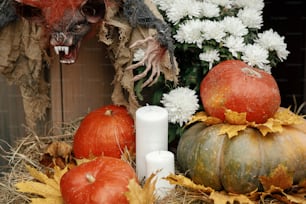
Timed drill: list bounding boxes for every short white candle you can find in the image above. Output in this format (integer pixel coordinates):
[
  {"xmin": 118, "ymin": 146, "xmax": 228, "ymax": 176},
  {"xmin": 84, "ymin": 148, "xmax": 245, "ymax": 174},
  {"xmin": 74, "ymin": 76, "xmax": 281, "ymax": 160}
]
[
  {"xmin": 145, "ymin": 150, "xmax": 175, "ymax": 198},
  {"xmin": 135, "ymin": 105, "xmax": 168, "ymax": 180}
]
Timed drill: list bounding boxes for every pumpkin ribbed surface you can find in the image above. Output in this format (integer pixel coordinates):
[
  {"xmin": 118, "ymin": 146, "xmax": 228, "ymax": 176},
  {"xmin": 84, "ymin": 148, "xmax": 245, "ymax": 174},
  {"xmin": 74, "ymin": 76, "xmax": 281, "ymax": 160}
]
[{"xmin": 177, "ymin": 122, "xmax": 306, "ymax": 193}]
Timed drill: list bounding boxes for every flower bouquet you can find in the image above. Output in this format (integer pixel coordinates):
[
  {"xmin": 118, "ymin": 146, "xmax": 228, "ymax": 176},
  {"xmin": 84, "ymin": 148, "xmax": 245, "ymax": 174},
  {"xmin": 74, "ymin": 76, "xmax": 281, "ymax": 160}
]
[{"xmin": 146, "ymin": 0, "xmax": 290, "ymax": 141}]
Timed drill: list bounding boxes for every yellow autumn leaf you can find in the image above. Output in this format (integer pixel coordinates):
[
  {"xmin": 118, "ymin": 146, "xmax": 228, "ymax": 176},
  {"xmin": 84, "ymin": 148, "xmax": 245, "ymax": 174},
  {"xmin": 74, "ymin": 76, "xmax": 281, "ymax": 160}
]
[
  {"xmin": 273, "ymin": 107, "xmax": 304, "ymax": 125},
  {"xmin": 31, "ymin": 197, "xmax": 64, "ymax": 204},
  {"xmin": 187, "ymin": 112, "xmax": 222, "ymax": 126},
  {"xmin": 191, "ymin": 108, "xmax": 304, "ymax": 138},
  {"xmin": 255, "ymin": 118, "xmax": 282, "ymax": 136},
  {"xmin": 15, "ymin": 181, "xmax": 61, "ymax": 197},
  {"xmin": 25, "ymin": 165, "xmax": 58, "ymax": 189},
  {"xmin": 125, "ymin": 174, "xmax": 156, "ymax": 204},
  {"xmin": 15, "ymin": 165, "xmax": 67, "ymax": 204},
  {"xmin": 219, "ymin": 124, "xmax": 247, "ymax": 139},
  {"xmin": 224, "ymin": 109, "xmax": 248, "ymax": 125},
  {"xmin": 165, "ymin": 173, "xmax": 213, "ymax": 194},
  {"xmin": 210, "ymin": 191, "xmax": 253, "ymax": 204},
  {"xmin": 53, "ymin": 166, "xmax": 68, "ymax": 185}
]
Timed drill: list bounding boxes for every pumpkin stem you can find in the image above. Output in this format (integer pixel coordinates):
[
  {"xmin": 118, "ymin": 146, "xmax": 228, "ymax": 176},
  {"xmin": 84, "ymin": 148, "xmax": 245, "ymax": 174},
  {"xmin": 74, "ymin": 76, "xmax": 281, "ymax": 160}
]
[
  {"xmin": 104, "ymin": 109, "xmax": 113, "ymax": 116},
  {"xmin": 85, "ymin": 173, "xmax": 96, "ymax": 183}
]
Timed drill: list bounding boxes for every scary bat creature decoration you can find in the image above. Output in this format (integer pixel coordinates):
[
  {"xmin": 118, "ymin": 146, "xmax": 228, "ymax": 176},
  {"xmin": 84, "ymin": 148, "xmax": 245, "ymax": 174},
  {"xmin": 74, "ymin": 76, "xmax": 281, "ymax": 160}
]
[
  {"xmin": 13, "ymin": 0, "xmax": 178, "ymax": 85},
  {"xmin": 7, "ymin": 0, "xmax": 178, "ymax": 120},
  {"xmin": 14, "ymin": 0, "xmax": 106, "ymax": 64},
  {"xmin": 0, "ymin": 0, "xmax": 18, "ymax": 28}
]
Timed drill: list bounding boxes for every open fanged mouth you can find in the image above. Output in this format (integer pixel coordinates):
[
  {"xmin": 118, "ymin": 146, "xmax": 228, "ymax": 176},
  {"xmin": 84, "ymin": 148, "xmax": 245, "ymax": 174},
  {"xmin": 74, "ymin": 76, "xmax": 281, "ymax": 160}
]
[{"xmin": 53, "ymin": 45, "xmax": 78, "ymax": 64}]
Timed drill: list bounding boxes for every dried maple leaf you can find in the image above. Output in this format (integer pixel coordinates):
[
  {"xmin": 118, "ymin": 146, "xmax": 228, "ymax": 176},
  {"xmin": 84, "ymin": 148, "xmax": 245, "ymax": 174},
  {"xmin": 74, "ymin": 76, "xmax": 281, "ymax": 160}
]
[
  {"xmin": 188, "ymin": 108, "xmax": 304, "ymax": 138},
  {"xmin": 219, "ymin": 124, "xmax": 247, "ymax": 139},
  {"xmin": 299, "ymin": 179, "xmax": 306, "ymax": 188},
  {"xmin": 210, "ymin": 191, "xmax": 253, "ymax": 204},
  {"xmin": 261, "ymin": 186, "xmax": 306, "ymax": 204},
  {"xmin": 15, "ymin": 165, "xmax": 67, "ymax": 204},
  {"xmin": 125, "ymin": 173, "xmax": 157, "ymax": 204},
  {"xmin": 187, "ymin": 112, "xmax": 222, "ymax": 126},
  {"xmin": 165, "ymin": 173, "xmax": 214, "ymax": 194},
  {"xmin": 259, "ymin": 164, "xmax": 293, "ymax": 191},
  {"xmin": 224, "ymin": 109, "xmax": 248, "ymax": 125},
  {"xmin": 46, "ymin": 141, "xmax": 72, "ymax": 160}
]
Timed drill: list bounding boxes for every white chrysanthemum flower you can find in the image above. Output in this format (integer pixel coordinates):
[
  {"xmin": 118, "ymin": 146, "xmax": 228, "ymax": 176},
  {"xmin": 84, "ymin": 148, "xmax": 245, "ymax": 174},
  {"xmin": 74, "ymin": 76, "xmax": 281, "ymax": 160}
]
[
  {"xmin": 166, "ymin": 0, "xmax": 201, "ymax": 24},
  {"xmin": 221, "ymin": 16, "xmax": 248, "ymax": 37},
  {"xmin": 174, "ymin": 19, "xmax": 204, "ymax": 47},
  {"xmin": 222, "ymin": 36, "xmax": 245, "ymax": 57},
  {"xmin": 199, "ymin": 2, "xmax": 220, "ymax": 18},
  {"xmin": 161, "ymin": 87, "xmax": 199, "ymax": 126},
  {"xmin": 255, "ymin": 29, "xmax": 290, "ymax": 61},
  {"xmin": 241, "ymin": 44, "xmax": 269, "ymax": 69},
  {"xmin": 206, "ymin": 0, "xmax": 233, "ymax": 8},
  {"xmin": 234, "ymin": 0, "xmax": 264, "ymax": 10},
  {"xmin": 151, "ymin": 0, "xmax": 174, "ymax": 11},
  {"xmin": 199, "ymin": 49, "xmax": 220, "ymax": 69},
  {"xmin": 201, "ymin": 20, "xmax": 226, "ymax": 42},
  {"xmin": 260, "ymin": 64, "xmax": 272, "ymax": 74},
  {"xmin": 133, "ymin": 49, "xmax": 145, "ymax": 62},
  {"xmin": 237, "ymin": 8, "xmax": 263, "ymax": 29}
]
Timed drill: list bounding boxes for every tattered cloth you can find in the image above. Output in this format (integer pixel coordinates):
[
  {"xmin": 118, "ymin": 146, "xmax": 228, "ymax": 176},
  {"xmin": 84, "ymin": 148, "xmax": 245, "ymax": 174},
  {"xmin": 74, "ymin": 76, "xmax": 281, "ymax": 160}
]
[
  {"xmin": 99, "ymin": 0, "xmax": 178, "ymax": 116},
  {"xmin": 0, "ymin": 18, "xmax": 50, "ymax": 129}
]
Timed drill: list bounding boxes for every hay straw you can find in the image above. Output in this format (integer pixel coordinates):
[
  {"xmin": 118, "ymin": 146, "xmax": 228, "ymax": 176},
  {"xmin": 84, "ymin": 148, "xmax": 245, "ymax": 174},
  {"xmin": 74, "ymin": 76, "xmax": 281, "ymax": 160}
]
[{"xmin": 0, "ymin": 120, "xmax": 80, "ymax": 204}]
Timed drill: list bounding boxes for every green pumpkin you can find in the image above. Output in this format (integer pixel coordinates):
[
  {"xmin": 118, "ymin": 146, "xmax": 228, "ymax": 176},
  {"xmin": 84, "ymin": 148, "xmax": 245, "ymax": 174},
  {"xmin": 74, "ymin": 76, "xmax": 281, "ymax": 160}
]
[{"xmin": 177, "ymin": 122, "xmax": 306, "ymax": 194}]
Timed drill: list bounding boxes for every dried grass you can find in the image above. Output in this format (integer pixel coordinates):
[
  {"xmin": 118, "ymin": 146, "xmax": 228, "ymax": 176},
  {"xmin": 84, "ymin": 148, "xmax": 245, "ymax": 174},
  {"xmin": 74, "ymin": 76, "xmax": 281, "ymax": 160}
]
[{"xmin": 0, "ymin": 120, "xmax": 81, "ymax": 204}]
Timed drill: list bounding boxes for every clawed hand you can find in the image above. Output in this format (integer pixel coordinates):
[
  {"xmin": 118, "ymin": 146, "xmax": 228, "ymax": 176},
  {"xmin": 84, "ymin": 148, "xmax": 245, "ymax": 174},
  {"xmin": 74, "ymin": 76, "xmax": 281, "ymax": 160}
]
[{"xmin": 126, "ymin": 36, "xmax": 167, "ymax": 87}]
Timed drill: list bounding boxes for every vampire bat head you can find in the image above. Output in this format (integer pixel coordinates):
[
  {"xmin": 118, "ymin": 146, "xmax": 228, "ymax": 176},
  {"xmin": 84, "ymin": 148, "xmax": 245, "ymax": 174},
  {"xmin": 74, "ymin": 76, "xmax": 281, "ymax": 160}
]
[{"xmin": 14, "ymin": 0, "xmax": 105, "ymax": 64}]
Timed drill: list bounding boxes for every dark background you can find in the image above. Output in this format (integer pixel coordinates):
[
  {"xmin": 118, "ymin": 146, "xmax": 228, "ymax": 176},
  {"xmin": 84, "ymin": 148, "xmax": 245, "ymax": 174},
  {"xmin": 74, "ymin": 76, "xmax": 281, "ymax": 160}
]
[{"xmin": 264, "ymin": 0, "xmax": 306, "ymax": 112}]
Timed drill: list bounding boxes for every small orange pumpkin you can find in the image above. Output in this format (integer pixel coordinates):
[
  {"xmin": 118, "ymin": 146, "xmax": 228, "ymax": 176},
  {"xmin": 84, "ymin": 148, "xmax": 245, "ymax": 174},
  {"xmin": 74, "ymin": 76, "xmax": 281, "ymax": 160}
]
[
  {"xmin": 73, "ymin": 105, "xmax": 135, "ymax": 159},
  {"xmin": 60, "ymin": 156, "xmax": 137, "ymax": 204}
]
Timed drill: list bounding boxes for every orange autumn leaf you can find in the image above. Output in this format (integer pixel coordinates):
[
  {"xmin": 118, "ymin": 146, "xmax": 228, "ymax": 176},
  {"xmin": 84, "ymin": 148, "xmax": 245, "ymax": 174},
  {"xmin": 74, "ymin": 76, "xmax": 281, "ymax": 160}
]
[
  {"xmin": 125, "ymin": 174, "xmax": 156, "ymax": 204},
  {"xmin": 259, "ymin": 164, "xmax": 293, "ymax": 191}
]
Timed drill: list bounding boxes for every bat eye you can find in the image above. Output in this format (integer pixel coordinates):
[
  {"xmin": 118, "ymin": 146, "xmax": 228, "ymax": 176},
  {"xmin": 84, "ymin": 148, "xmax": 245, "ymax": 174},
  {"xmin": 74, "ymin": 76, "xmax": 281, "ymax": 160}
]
[
  {"xmin": 72, "ymin": 24, "xmax": 84, "ymax": 32},
  {"xmin": 81, "ymin": 5, "xmax": 96, "ymax": 16},
  {"xmin": 80, "ymin": 1, "xmax": 105, "ymax": 23}
]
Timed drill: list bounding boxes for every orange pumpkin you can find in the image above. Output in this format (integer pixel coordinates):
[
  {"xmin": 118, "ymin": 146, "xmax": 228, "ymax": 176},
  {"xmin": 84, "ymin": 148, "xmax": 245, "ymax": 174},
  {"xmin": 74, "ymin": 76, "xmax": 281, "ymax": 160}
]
[
  {"xmin": 200, "ymin": 60, "xmax": 281, "ymax": 124},
  {"xmin": 60, "ymin": 156, "xmax": 137, "ymax": 204},
  {"xmin": 73, "ymin": 105, "xmax": 135, "ymax": 159}
]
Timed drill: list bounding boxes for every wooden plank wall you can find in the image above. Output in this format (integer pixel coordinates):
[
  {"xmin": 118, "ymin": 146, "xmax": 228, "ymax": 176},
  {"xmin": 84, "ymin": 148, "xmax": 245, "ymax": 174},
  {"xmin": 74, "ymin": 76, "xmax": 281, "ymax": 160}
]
[
  {"xmin": 0, "ymin": 36, "xmax": 115, "ymax": 166},
  {"xmin": 0, "ymin": 76, "xmax": 26, "ymax": 166},
  {"xmin": 50, "ymin": 36, "xmax": 115, "ymax": 124}
]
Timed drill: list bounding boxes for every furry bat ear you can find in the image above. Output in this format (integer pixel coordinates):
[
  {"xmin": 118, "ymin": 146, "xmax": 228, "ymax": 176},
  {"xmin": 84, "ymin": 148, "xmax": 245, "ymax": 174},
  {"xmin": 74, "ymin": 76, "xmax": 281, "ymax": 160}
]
[
  {"xmin": 13, "ymin": 1, "xmax": 44, "ymax": 23},
  {"xmin": 80, "ymin": 0, "xmax": 105, "ymax": 23}
]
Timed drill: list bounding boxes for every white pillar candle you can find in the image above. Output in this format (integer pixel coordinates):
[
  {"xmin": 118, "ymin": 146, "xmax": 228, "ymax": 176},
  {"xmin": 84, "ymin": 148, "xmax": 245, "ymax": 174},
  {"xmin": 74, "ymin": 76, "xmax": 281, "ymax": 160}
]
[
  {"xmin": 145, "ymin": 150, "xmax": 175, "ymax": 198},
  {"xmin": 136, "ymin": 105, "xmax": 168, "ymax": 180}
]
